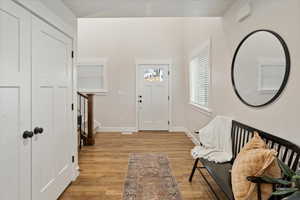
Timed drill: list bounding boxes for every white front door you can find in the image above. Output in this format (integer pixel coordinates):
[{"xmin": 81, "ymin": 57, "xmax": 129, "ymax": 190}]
[
  {"xmin": 31, "ymin": 16, "xmax": 73, "ymax": 200},
  {"xmin": 0, "ymin": 1, "xmax": 31, "ymax": 200},
  {"xmin": 137, "ymin": 64, "xmax": 169, "ymax": 131}
]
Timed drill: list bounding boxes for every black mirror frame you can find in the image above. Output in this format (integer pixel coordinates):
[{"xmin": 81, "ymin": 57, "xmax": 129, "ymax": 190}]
[{"xmin": 231, "ymin": 29, "xmax": 291, "ymax": 108}]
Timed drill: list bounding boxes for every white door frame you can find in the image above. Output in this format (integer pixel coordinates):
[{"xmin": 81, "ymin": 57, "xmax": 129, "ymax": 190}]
[{"xmin": 135, "ymin": 59, "xmax": 172, "ymax": 131}]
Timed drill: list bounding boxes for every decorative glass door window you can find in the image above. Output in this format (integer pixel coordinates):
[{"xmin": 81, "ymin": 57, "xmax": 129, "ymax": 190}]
[
  {"xmin": 143, "ymin": 67, "xmax": 165, "ymax": 82},
  {"xmin": 77, "ymin": 59, "xmax": 108, "ymax": 93}
]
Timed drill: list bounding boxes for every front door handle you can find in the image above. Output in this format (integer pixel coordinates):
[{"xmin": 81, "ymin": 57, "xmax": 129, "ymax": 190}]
[
  {"xmin": 34, "ymin": 127, "xmax": 44, "ymax": 135},
  {"xmin": 23, "ymin": 131, "xmax": 34, "ymax": 139}
]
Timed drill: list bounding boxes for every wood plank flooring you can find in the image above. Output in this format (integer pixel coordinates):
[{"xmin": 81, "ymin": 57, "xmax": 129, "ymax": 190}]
[{"xmin": 59, "ymin": 131, "xmax": 226, "ymax": 200}]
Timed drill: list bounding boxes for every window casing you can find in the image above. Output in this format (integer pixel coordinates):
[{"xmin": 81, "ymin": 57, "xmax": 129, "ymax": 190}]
[
  {"xmin": 189, "ymin": 41, "xmax": 211, "ymax": 112},
  {"xmin": 77, "ymin": 58, "xmax": 108, "ymax": 93}
]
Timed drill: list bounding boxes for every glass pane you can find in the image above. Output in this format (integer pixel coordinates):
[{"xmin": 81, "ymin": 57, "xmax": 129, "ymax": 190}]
[
  {"xmin": 144, "ymin": 68, "xmax": 164, "ymax": 82},
  {"xmin": 189, "ymin": 54, "xmax": 209, "ymax": 108},
  {"xmin": 260, "ymin": 64, "xmax": 285, "ymax": 91},
  {"xmin": 77, "ymin": 65, "xmax": 104, "ymax": 90}
]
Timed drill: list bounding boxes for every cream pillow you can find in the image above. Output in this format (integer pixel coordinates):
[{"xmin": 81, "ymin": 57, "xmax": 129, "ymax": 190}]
[{"xmin": 232, "ymin": 132, "xmax": 281, "ymax": 200}]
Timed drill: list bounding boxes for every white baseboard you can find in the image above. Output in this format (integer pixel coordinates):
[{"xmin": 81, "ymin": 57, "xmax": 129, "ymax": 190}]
[
  {"xmin": 184, "ymin": 129, "xmax": 200, "ymax": 146},
  {"xmin": 169, "ymin": 126, "xmax": 188, "ymax": 132},
  {"xmin": 98, "ymin": 126, "xmax": 188, "ymax": 133},
  {"xmin": 94, "ymin": 120, "xmax": 102, "ymax": 132},
  {"xmin": 97, "ymin": 127, "xmax": 138, "ymax": 133},
  {"xmin": 72, "ymin": 166, "xmax": 80, "ymax": 181}
]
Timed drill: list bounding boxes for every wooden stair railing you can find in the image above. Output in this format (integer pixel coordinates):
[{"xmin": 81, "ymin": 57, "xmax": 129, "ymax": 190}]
[{"xmin": 77, "ymin": 92, "xmax": 95, "ymax": 147}]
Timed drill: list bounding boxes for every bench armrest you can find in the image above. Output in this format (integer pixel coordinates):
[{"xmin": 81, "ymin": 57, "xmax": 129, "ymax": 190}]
[{"xmin": 247, "ymin": 176, "xmax": 272, "ymax": 184}]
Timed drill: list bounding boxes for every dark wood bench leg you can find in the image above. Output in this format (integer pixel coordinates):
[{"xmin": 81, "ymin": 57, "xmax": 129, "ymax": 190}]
[
  {"xmin": 189, "ymin": 158, "xmax": 199, "ymax": 182},
  {"xmin": 257, "ymin": 183, "xmax": 262, "ymax": 200}
]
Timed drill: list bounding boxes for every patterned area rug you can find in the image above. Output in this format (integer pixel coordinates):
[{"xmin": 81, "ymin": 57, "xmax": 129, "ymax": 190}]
[{"xmin": 123, "ymin": 153, "xmax": 182, "ymax": 200}]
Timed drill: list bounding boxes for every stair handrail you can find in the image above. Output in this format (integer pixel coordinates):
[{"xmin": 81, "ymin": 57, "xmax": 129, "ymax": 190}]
[
  {"xmin": 77, "ymin": 92, "xmax": 88, "ymax": 99},
  {"xmin": 77, "ymin": 92, "xmax": 95, "ymax": 146}
]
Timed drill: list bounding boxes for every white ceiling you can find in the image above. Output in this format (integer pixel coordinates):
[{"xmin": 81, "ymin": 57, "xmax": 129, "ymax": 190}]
[{"xmin": 61, "ymin": 0, "xmax": 237, "ymax": 18}]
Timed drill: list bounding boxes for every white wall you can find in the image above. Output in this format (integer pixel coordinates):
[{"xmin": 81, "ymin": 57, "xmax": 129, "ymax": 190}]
[
  {"xmin": 183, "ymin": 18, "xmax": 228, "ymax": 132},
  {"xmin": 184, "ymin": 0, "xmax": 300, "ymax": 146},
  {"xmin": 220, "ymin": 0, "xmax": 300, "ymax": 145},
  {"xmin": 78, "ymin": 18, "xmax": 186, "ymax": 130},
  {"xmin": 14, "ymin": 0, "xmax": 76, "ymax": 36},
  {"xmin": 39, "ymin": 0, "xmax": 76, "ymax": 26}
]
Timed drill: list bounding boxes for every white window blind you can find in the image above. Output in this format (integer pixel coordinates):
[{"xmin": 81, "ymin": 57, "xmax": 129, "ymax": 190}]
[
  {"xmin": 77, "ymin": 59, "xmax": 108, "ymax": 93},
  {"xmin": 189, "ymin": 42, "xmax": 210, "ymax": 108},
  {"xmin": 258, "ymin": 64, "xmax": 285, "ymax": 92},
  {"xmin": 78, "ymin": 65, "xmax": 104, "ymax": 90}
]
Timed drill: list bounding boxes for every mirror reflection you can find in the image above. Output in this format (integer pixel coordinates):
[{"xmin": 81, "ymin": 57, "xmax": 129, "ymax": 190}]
[{"xmin": 232, "ymin": 30, "xmax": 290, "ymax": 107}]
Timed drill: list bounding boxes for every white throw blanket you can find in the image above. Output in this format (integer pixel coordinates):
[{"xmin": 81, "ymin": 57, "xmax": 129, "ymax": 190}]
[{"xmin": 191, "ymin": 116, "xmax": 233, "ymax": 163}]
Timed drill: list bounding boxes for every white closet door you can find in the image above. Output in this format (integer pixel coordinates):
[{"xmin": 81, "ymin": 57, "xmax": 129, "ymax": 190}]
[
  {"xmin": 0, "ymin": 0, "xmax": 31, "ymax": 200},
  {"xmin": 31, "ymin": 16, "xmax": 73, "ymax": 200}
]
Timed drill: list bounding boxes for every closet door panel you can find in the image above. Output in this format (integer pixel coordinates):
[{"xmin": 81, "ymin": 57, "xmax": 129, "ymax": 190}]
[
  {"xmin": 54, "ymin": 86, "xmax": 73, "ymax": 195},
  {"xmin": 32, "ymin": 16, "xmax": 73, "ymax": 200},
  {"xmin": 0, "ymin": 1, "xmax": 31, "ymax": 200},
  {"xmin": 32, "ymin": 87, "xmax": 56, "ymax": 199}
]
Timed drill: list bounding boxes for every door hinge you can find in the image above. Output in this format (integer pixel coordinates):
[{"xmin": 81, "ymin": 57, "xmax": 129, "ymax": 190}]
[
  {"xmin": 71, "ymin": 51, "xmax": 74, "ymax": 58},
  {"xmin": 168, "ymin": 71, "xmax": 170, "ymax": 75},
  {"xmin": 72, "ymin": 156, "xmax": 75, "ymax": 163},
  {"xmin": 71, "ymin": 103, "xmax": 74, "ymax": 111},
  {"xmin": 168, "ymin": 121, "xmax": 170, "ymax": 125},
  {"xmin": 168, "ymin": 96, "xmax": 170, "ymax": 101}
]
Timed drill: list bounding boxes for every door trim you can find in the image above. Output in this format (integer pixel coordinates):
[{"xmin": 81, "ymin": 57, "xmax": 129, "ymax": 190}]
[{"xmin": 135, "ymin": 59, "xmax": 172, "ymax": 131}]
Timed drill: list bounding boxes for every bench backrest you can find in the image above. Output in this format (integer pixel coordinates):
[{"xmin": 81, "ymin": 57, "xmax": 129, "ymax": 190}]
[{"xmin": 231, "ymin": 120, "xmax": 300, "ymax": 171}]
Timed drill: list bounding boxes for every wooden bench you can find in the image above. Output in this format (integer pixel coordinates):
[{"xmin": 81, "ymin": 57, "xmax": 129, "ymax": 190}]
[{"xmin": 189, "ymin": 120, "xmax": 300, "ymax": 200}]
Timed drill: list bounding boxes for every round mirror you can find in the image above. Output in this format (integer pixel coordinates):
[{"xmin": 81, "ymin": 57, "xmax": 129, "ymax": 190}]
[{"xmin": 231, "ymin": 30, "xmax": 290, "ymax": 107}]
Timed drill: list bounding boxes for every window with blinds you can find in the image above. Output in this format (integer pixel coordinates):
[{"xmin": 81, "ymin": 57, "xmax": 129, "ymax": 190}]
[
  {"xmin": 189, "ymin": 42, "xmax": 210, "ymax": 109},
  {"xmin": 77, "ymin": 58, "xmax": 108, "ymax": 93}
]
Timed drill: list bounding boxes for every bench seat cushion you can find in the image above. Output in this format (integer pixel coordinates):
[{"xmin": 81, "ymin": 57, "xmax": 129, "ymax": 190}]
[{"xmin": 200, "ymin": 158, "xmax": 234, "ymax": 200}]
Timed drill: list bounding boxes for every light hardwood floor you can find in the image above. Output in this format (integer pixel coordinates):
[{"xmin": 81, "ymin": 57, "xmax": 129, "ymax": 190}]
[{"xmin": 59, "ymin": 131, "xmax": 226, "ymax": 200}]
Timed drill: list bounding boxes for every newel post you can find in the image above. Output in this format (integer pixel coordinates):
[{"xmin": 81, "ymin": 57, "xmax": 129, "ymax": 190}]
[{"xmin": 86, "ymin": 93, "xmax": 95, "ymax": 145}]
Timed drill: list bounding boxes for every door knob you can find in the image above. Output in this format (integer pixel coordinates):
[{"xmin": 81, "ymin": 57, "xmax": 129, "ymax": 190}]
[
  {"xmin": 34, "ymin": 127, "xmax": 44, "ymax": 135},
  {"xmin": 23, "ymin": 131, "xmax": 34, "ymax": 139}
]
